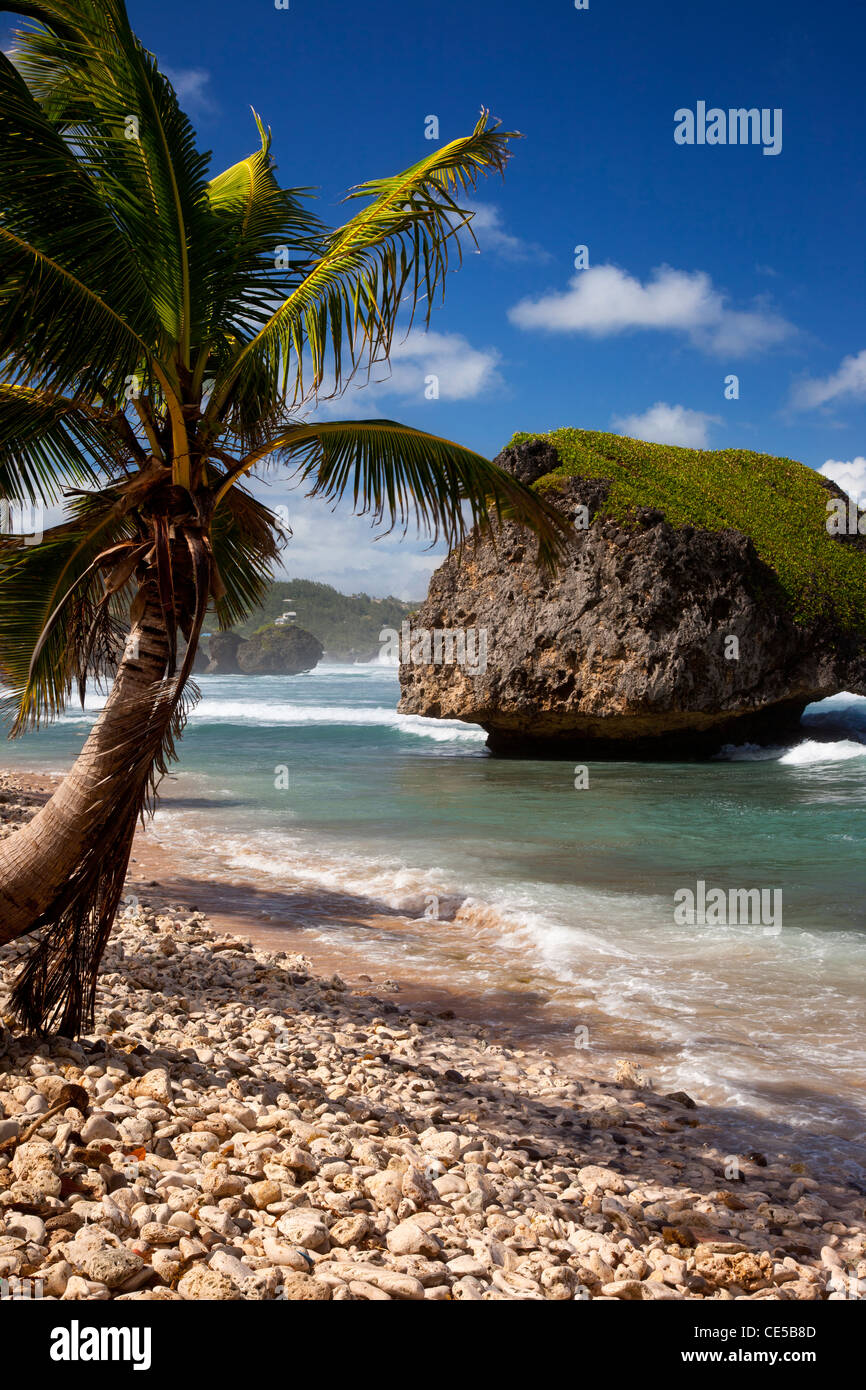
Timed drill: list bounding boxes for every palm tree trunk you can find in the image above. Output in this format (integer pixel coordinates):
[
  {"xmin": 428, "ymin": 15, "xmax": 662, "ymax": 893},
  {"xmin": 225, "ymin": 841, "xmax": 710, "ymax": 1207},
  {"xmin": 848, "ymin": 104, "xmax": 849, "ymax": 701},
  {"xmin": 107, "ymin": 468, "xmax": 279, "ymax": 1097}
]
[{"xmin": 0, "ymin": 576, "xmax": 177, "ymax": 1035}]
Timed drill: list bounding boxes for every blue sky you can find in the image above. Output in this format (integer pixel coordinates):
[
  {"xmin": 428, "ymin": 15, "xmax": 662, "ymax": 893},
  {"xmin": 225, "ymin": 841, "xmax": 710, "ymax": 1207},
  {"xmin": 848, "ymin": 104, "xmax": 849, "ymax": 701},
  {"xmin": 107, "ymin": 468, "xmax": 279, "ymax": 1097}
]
[{"xmin": 6, "ymin": 0, "xmax": 866, "ymax": 596}]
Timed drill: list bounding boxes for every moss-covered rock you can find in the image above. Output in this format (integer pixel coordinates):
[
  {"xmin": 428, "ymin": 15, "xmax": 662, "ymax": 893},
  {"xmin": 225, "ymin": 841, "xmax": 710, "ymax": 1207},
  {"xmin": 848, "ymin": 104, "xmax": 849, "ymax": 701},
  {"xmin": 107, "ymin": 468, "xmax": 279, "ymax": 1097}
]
[
  {"xmin": 237, "ymin": 624, "xmax": 323, "ymax": 675},
  {"xmin": 204, "ymin": 625, "xmax": 322, "ymax": 675},
  {"xmin": 520, "ymin": 428, "xmax": 866, "ymax": 633},
  {"xmin": 397, "ymin": 430, "xmax": 866, "ymax": 758}
]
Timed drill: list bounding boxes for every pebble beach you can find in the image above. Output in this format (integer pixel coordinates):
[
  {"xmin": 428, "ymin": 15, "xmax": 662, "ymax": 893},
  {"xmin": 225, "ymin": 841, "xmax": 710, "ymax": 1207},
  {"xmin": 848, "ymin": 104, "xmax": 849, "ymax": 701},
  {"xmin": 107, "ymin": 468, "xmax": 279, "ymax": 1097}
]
[{"xmin": 1, "ymin": 771, "xmax": 864, "ymax": 1303}]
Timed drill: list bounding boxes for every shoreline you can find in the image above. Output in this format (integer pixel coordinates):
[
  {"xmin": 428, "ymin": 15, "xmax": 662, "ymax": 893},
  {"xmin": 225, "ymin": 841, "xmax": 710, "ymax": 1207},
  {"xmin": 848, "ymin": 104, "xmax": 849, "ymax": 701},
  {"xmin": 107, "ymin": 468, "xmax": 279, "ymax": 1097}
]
[
  {"xmin": 4, "ymin": 767, "xmax": 634, "ymax": 1066},
  {"xmin": 1, "ymin": 768, "xmax": 865, "ymax": 1300},
  {"xmin": 4, "ymin": 768, "xmax": 866, "ymax": 1156}
]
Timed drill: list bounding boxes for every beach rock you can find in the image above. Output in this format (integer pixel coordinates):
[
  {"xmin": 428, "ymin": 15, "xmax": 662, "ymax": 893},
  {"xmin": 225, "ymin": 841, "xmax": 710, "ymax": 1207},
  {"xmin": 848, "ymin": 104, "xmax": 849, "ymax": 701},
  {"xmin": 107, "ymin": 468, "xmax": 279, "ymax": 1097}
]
[
  {"xmin": 201, "ymin": 1169, "xmax": 245, "ymax": 1199},
  {"xmin": 204, "ymin": 631, "xmax": 245, "ymax": 675},
  {"xmin": 402, "ymin": 1165, "xmax": 439, "ymax": 1206},
  {"xmin": 276, "ymin": 1210, "xmax": 328, "ymax": 1250},
  {"xmin": 278, "ymin": 1144, "xmax": 317, "ymax": 1177},
  {"xmin": 6, "ymin": 1211, "xmax": 46, "ymax": 1243},
  {"xmin": 80, "ymin": 1114, "xmax": 121, "ymax": 1143},
  {"xmin": 329, "ymin": 1263, "xmax": 425, "ymax": 1300},
  {"xmin": 665, "ymin": 1091, "xmax": 698, "ymax": 1109},
  {"xmin": 577, "ymin": 1165, "xmax": 628, "ymax": 1196},
  {"xmin": 277, "ymin": 1273, "xmax": 332, "ymax": 1301},
  {"xmin": 140, "ymin": 1222, "xmax": 180, "ymax": 1246},
  {"xmin": 247, "ymin": 1179, "xmax": 282, "ymax": 1210},
  {"xmin": 599, "ymin": 1279, "xmax": 646, "ymax": 1300},
  {"xmin": 177, "ymin": 1266, "xmax": 239, "ymax": 1300},
  {"xmin": 209, "ymin": 1250, "xmax": 254, "ymax": 1286},
  {"xmin": 62, "ymin": 1275, "xmax": 104, "ymax": 1300},
  {"xmin": 419, "ymin": 1128, "xmax": 463, "ymax": 1163},
  {"xmin": 262, "ymin": 1238, "xmax": 313, "ymax": 1271},
  {"xmin": 328, "ymin": 1213, "xmax": 372, "ymax": 1248},
  {"xmin": 366, "ymin": 1166, "xmax": 406, "ymax": 1210},
  {"xmin": 695, "ymin": 1250, "xmax": 774, "ymax": 1293},
  {"xmin": 42, "ymin": 1261, "xmax": 74, "ymax": 1298},
  {"xmin": 452, "ymin": 1275, "xmax": 486, "ymax": 1300},
  {"xmin": 237, "ymin": 625, "xmax": 323, "ymax": 676},
  {"xmin": 129, "ymin": 1069, "xmax": 173, "ymax": 1105},
  {"xmin": 10, "ymin": 1139, "xmax": 62, "ymax": 1198},
  {"xmin": 398, "ymin": 439, "xmax": 866, "ymax": 757},
  {"xmin": 35, "ymin": 1077, "xmax": 89, "ymax": 1111},
  {"xmin": 78, "ymin": 1247, "xmax": 145, "ymax": 1289},
  {"xmin": 151, "ymin": 1250, "xmax": 183, "ymax": 1284},
  {"xmin": 447, "ymin": 1255, "xmax": 488, "ymax": 1278},
  {"xmin": 540, "ymin": 1265, "xmax": 579, "ymax": 1299},
  {"xmin": 386, "ymin": 1219, "xmax": 443, "ymax": 1257}
]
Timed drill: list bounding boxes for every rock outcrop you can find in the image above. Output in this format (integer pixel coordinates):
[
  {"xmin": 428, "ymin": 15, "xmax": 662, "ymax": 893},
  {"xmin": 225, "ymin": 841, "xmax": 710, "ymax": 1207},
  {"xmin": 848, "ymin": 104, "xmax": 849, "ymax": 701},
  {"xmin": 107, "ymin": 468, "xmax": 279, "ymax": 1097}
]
[
  {"xmin": 398, "ymin": 437, "xmax": 866, "ymax": 758},
  {"xmin": 204, "ymin": 631, "xmax": 245, "ymax": 675},
  {"xmin": 204, "ymin": 626, "xmax": 322, "ymax": 676},
  {"xmin": 237, "ymin": 625, "xmax": 323, "ymax": 675}
]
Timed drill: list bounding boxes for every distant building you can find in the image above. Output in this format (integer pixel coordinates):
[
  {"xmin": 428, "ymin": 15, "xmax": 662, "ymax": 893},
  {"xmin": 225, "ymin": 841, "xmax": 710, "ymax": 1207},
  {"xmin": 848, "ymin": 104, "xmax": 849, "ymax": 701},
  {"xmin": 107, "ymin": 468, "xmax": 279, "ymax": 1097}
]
[{"xmin": 274, "ymin": 599, "xmax": 297, "ymax": 628}]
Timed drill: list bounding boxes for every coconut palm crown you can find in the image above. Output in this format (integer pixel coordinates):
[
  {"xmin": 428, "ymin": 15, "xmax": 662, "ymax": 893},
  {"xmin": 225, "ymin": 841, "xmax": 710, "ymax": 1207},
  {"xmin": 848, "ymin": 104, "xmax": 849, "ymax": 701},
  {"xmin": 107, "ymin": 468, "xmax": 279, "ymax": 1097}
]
[{"xmin": 0, "ymin": 0, "xmax": 568, "ymax": 1035}]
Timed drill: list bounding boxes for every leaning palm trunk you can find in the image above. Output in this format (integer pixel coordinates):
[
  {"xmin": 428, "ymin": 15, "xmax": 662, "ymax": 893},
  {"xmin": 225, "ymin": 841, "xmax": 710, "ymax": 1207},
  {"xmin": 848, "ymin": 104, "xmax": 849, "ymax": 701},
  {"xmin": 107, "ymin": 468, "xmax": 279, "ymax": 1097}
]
[
  {"xmin": 0, "ymin": 575, "xmax": 192, "ymax": 1035},
  {"xmin": 0, "ymin": 6, "xmax": 567, "ymax": 1037}
]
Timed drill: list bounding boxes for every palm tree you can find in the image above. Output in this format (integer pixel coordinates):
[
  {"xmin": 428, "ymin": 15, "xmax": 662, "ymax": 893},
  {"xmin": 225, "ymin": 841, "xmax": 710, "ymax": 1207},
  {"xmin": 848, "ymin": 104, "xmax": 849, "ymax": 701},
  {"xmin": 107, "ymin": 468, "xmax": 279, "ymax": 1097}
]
[{"xmin": 0, "ymin": 0, "xmax": 567, "ymax": 1036}]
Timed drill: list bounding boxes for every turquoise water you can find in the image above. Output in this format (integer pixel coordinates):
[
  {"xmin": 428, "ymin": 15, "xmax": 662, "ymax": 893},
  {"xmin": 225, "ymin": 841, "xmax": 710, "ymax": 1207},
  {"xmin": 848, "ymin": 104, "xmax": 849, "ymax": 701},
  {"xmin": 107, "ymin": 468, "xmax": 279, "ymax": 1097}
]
[{"xmin": 5, "ymin": 666, "xmax": 866, "ymax": 1175}]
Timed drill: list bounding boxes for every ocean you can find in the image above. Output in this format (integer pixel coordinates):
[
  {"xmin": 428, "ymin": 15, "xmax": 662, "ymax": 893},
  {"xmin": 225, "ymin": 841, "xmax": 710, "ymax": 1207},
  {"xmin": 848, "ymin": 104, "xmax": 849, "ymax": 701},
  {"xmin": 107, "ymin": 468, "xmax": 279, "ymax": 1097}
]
[{"xmin": 4, "ymin": 664, "xmax": 865, "ymax": 1178}]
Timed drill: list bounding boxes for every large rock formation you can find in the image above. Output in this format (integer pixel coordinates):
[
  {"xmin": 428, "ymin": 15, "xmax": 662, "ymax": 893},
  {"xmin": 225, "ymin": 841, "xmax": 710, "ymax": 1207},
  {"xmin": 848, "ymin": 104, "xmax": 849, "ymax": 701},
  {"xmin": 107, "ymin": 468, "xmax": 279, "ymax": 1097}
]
[
  {"xmin": 237, "ymin": 625, "xmax": 323, "ymax": 675},
  {"xmin": 205, "ymin": 625, "xmax": 322, "ymax": 675},
  {"xmin": 398, "ymin": 436, "xmax": 866, "ymax": 758},
  {"xmin": 204, "ymin": 631, "xmax": 245, "ymax": 675}
]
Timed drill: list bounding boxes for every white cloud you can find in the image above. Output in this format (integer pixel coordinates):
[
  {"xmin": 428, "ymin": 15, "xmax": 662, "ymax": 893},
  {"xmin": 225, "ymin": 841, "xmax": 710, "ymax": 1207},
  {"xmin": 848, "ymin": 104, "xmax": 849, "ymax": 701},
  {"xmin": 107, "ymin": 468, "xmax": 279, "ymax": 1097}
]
[
  {"xmin": 248, "ymin": 479, "xmax": 444, "ymax": 599},
  {"xmin": 819, "ymin": 457, "xmax": 866, "ymax": 507},
  {"xmin": 162, "ymin": 66, "xmax": 215, "ymax": 115},
  {"xmin": 245, "ymin": 328, "xmax": 503, "ymax": 593},
  {"xmin": 611, "ymin": 401, "xmax": 718, "ymax": 448},
  {"xmin": 508, "ymin": 263, "xmax": 794, "ymax": 356},
  {"xmin": 235, "ymin": 326, "xmax": 505, "ymax": 596},
  {"xmin": 792, "ymin": 349, "xmax": 866, "ymax": 410},
  {"xmin": 312, "ymin": 328, "xmax": 503, "ymax": 417},
  {"xmin": 464, "ymin": 203, "xmax": 549, "ymax": 262}
]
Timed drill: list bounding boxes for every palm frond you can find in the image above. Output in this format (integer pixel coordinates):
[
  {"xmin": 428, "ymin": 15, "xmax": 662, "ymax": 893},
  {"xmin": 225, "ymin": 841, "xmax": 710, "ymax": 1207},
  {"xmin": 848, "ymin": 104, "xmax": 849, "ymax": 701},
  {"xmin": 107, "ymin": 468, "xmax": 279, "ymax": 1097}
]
[
  {"xmin": 0, "ymin": 0, "xmax": 124, "ymax": 44},
  {"xmin": 205, "ymin": 112, "xmax": 519, "ymax": 426},
  {"xmin": 5, "ymin": 2, "xmax": 213, "ymax": 364},
  {"xmin": 0, "ymin": 47, "xmax": 165, "ymax": 399},
  {"xmin": 218, "ymin": 419, "xmax": 571, "ymax": 566},
  {"xmin": 0, "ymin": 491, "xmax": 137, "ymax": 731},
  {"xmin": 0, "ymin": 383, "xmax": 135, "ymax": 502},
  {"xmin": 209, "ymin": 474, "xmax": 283, "ymax": 628},
  {"xmin": 201, "ymin": 116, "xmax": 324, "ymax": 375}
]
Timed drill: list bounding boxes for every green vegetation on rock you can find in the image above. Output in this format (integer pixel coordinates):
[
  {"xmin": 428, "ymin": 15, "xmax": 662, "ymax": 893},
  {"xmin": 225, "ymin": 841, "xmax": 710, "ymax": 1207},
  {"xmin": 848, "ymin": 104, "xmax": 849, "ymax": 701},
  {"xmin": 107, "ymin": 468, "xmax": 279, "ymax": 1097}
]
[
  {"xmin": 237, "ymin": 625, "xmax": 323, "ymax": 674},
  {"xmin": 511, "ymin": 428, "xmax": 866, "ymax": 632}
]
